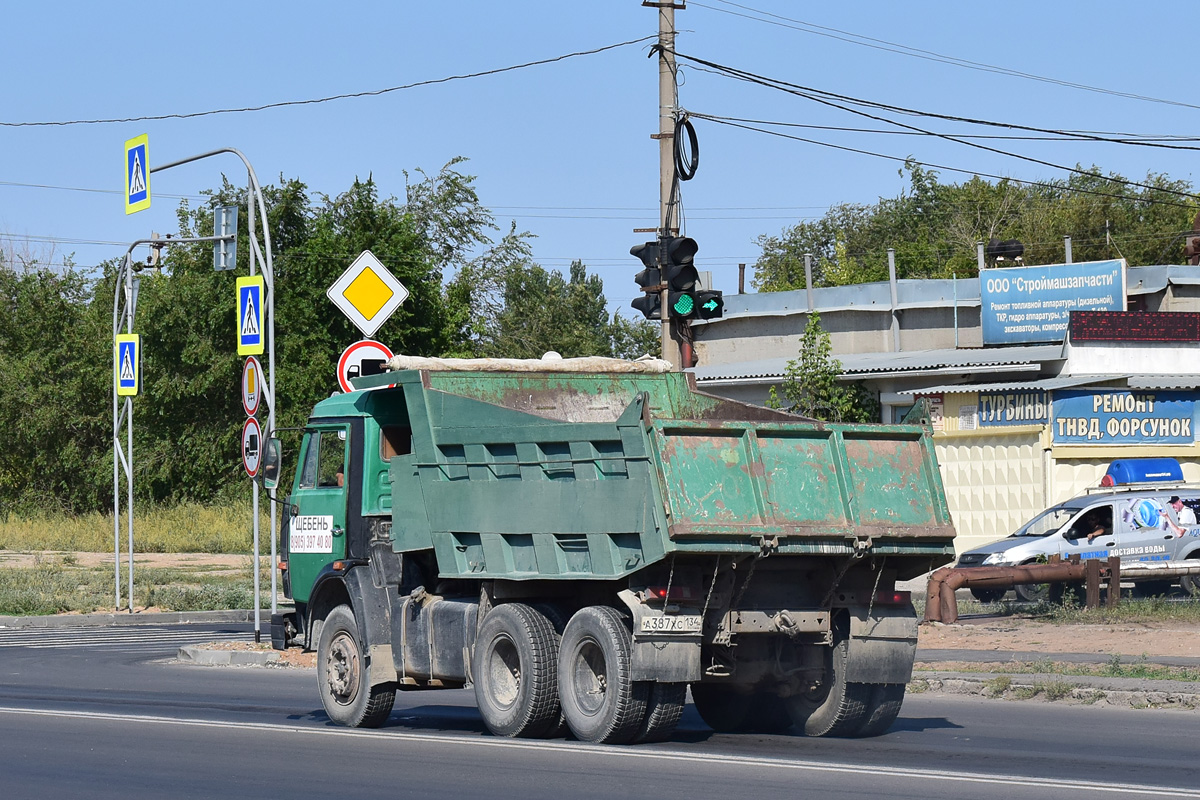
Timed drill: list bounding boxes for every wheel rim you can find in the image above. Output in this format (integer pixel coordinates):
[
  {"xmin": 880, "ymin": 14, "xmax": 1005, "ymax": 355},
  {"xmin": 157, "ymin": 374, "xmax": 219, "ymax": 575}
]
[
  {"xmin": 486, "ymin": 634, "xmax": 521, "ymax": 709},
  {"xmin": 571, "ymin": 638, "xmax": 607, "ymax": 716},
  {"xmin": 325, "ymin": 631, "xmax": 361, "ymax": 707}
]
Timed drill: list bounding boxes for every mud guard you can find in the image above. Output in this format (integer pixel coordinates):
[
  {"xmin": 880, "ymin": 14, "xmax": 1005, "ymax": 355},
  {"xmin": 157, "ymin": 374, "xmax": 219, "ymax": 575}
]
[
  {"xmin": 844, "ymin": 605, "xmax": 918, "ymax": 684},
  {"xmin": 617, "ymin": 589, "xmax": 701, "ymax": 683}
]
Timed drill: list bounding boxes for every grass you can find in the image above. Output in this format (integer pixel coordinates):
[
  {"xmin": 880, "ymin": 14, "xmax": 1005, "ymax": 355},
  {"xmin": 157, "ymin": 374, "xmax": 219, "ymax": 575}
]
[
  {"xmin": 917, "ymin": 653, "xmax": 1200, "ymax": 683},
  {"xmin": 0, "ymin": 504, "xmax": 254, "ymax": 554},
  {"xmin": 0, "ymin": 555, "xmax": 272, "ymax": 615},
  {"xmin": 952, "ymin": 595, "xmax": 1200, "ymax": 624}
]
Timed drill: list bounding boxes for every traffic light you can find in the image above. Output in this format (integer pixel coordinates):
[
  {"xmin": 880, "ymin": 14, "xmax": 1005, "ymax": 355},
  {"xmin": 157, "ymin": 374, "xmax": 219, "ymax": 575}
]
[
  {"xmin": 695, "ymin": 290, "xmax": 724, "ymax": 319},
  {"xmin": 662, "ymin": 236, "xmax": 698, "ymax": 294},
  {"xmin": 630, "ymin": 241, "xmax": 663, "ymax": 319}
]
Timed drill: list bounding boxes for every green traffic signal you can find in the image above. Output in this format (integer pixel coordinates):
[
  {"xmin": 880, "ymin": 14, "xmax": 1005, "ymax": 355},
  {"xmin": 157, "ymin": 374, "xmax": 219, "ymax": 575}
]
[{"xmin": 672, "ymin": 293, "xmax": 695, "ymax": 316}]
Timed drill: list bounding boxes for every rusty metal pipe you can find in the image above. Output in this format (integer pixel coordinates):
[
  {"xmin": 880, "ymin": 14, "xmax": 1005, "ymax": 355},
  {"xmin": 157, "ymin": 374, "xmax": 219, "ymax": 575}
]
[{"xmin": 925, "ymin": 562, "xmax": 1091, "ymax": 624}]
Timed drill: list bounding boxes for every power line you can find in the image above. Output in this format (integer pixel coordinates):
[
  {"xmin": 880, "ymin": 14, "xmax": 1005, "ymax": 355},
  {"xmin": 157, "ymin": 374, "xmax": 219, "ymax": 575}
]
[
  {"xmin": 672, "ymin": 113, "xmax": 1200, "ymax": 144},
  {"xmin": 0, "ymin": 179, "xmax": 202, "ymax": 200},
  {"xmin": 677, "ymin": 52, "xmax": 1200, "ymax": 155},
  {"xmin": 0, "ymin": 37, "xmax": 654, "ymax": 127},
  {"xmin": 692, "ymin": 114, "xmax": 1199, "ymax": 211},
  {"xmin": 692, "ymin": 0, "xmax": 1200, "ymax": 112},
  {"xmin": 673, "ymin": 54, "xmax": 1200, "ymax": 202}
]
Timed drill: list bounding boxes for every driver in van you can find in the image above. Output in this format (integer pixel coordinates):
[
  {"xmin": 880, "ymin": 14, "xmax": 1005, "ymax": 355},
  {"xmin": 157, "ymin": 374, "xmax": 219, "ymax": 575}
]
[{"xmin": 1082, "ymin": 509, "xmax": 1111, "ymax": 544}]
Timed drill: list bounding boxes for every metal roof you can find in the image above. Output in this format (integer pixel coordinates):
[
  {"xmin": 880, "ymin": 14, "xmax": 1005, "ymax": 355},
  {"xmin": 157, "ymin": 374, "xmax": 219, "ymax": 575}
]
[
  {"xmin": 693, "ymin": 344, "xmax": 1064, "ymax": 384},
  {"xmin": 703, "ymin": 265, "xmax": 1200, "ymax": 318},
  {"xmin": 896, "ymin": 374, "xmax": 1127, "ymax": 395},
  {"xmin": 1127, "ymin": 375, "xmax": 1200, "ymax": 390}
]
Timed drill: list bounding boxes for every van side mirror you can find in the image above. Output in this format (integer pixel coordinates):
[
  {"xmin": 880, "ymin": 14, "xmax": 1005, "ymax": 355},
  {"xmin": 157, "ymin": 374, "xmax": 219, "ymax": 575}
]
[{"xmin": 261, "ymin": 437, "xmax": 282, "ymax": 490}]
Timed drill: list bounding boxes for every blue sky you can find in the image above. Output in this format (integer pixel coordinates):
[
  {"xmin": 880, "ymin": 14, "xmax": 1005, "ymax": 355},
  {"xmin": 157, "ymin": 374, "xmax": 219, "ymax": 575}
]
[{"xmin": 3, "ymin": 1, "xmax": 1198, "ymax": 313}]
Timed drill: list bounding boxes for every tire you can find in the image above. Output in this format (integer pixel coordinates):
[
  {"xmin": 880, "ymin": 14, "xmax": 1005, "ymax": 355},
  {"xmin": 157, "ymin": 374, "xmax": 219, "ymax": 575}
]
[
  {"xmin": 472, "ymin": 603, "xmax": 562, "ymax": 738},
  {"xmin": 784, "ymin": 620, "xmax": 871, "ymax": 737},
  {"xmin": 633, "ymin": 682, "xmax": 687, "ymax": 743},
  {"xmin": 690, "ymin": 684, "xmax": 749, "ymax": 732},
  {"xmin": 1181, "ymin": 570, "xmax": 1200, "ymax": 598},
  {"xmin": 531, "ymin": 603, "xmax": 570, "ymax": 739},
  {"xmin": 1133, "ymin": 580, "xmax": 1173, "ymax": 598},
  {"xmin": 970, "ymin": 588, "xmax": 1006, "ymax": 603},
  {"xmin": 558, "ymin": 605, "xmax": 649, "ymax": 744},
  {"xmin": 317, "ymin": 604, "xmax": 395, "ymax": 728},
  {"xmin": 1014, "ymin": 581, "xmax": 1049, "ymax": 603},
  {"xmin": 854, "ymin": 683, "xmax": 906, "ymax": 737}
]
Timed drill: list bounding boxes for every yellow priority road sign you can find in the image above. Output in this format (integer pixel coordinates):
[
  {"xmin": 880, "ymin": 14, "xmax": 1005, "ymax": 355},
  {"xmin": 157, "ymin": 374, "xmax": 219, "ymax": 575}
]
[
  {"xmin": 124, "ymin": 134, "xmax": 151, "ymax": 215},
  {"xmin": 115, "ymin": 334, "xmax": 140, "ymax": 396},
  {"xmin": 326, "ymin": 250, "xmax": 409, "ymax": 338}
]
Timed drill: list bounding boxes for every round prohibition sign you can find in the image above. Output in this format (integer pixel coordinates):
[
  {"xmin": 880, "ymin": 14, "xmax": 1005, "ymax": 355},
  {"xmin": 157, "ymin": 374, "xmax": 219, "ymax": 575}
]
[
  {"xmin": 242, "ymin": 417, "xmax": 263, "ymax": 478},
  {"xmin": 337, "ymin": 340, "xmax": 395, "ymax": 393},
  {"xmin": 241, "ymin": 356, "xmax": 263, "ymax": 416}
]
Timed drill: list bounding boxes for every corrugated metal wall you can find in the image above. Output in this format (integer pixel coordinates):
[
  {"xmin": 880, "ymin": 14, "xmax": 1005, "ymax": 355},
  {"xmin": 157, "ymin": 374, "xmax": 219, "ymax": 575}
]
[{"xmin": 935, "ymin": 427, "xmax": 1045, "ymax": 555}]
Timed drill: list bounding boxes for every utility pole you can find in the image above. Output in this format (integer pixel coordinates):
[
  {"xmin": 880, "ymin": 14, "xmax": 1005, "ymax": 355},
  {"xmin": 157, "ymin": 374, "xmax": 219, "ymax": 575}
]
[{"xmin": 648, "ymin": 0, "xmax": 684, "ymax": 368}]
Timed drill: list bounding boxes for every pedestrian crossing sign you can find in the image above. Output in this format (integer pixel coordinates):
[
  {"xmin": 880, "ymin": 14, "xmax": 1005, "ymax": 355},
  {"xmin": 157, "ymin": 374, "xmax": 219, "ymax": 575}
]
[
  {"xmin": 124, "ymin": 134, "xmax": 151, "ymax": 215},
  {"xmin": 236, "ymin": 276, "xmax": 265, "ymax": 356},
  {"xmin": 115, "ymin": 334, "xmax": 140, "ymax": 397}
]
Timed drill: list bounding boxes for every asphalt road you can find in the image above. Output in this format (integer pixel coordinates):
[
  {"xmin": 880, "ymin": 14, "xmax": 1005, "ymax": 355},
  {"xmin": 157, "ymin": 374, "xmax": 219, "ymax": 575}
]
[{"xmin": 1, "ymin": 623, "xmax": 1198, "ymax": 799}]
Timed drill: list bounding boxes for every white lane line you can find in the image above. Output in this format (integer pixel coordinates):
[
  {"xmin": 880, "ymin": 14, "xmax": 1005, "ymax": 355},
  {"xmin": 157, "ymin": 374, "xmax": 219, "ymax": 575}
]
[
  {"xmin": 0, "ymin": 632, "xmax": 247, "ymax": 648},
  {"xmin": 0, "ymin": 705, "xmax": 1193, "ymax": 798}
]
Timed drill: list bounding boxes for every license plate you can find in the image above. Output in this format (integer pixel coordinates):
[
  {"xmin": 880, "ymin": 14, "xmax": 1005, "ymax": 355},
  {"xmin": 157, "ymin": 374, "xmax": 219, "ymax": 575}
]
[{"xmin": 639, "ymin": 614, "xmax": 701, "ymax": 634}]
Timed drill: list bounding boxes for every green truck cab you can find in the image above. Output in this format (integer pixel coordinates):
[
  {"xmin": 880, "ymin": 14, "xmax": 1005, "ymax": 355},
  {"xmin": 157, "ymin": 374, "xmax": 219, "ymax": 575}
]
[{"xmin": 270, "ymin": 356, "xmax": 955, "ymax": 744}]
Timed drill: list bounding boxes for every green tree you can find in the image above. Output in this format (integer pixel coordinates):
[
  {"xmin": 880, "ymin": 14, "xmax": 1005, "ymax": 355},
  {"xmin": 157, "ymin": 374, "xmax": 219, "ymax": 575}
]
[
  {"xmin": 768, "ymin": 312, "xmax": 878, "ymax": 423},
  {"xmin": 753, "ymin": 162, "xmax": 1199, "ymax": 292},
  {"xmin": 479, "ymin": 260, "xmax": 660, "ymax": 359}
]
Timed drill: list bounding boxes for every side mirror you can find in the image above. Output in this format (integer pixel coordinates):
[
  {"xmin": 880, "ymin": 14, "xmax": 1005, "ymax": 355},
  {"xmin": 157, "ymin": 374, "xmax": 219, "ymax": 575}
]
[{"xmin": 261, "ymin": 437, "xmax": 282, "ymax": 490}]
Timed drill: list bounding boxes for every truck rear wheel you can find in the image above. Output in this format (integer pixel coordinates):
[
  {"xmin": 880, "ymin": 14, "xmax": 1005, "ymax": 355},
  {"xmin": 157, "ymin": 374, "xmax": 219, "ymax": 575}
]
[
  {"xmin": 317, "ymin": 605, "xmax": 395, "ymax": 728},
  {"xmin": 633, "ymin": 682, "xmax": 686, "ymax": 743},
  {"xmin": 472, "ymin": 603, "xmax": 562, "ymax": 738},
  {"xmin": 558, "ymin": 605, "xmax": 648, "ymax": 744},
  {"xmin": 784, "ymin": 627, "xmax": 870, "ymax": 737},
  {"xmin": 854, "ymin": 683, "xmax": 906, "ymax": 737}
]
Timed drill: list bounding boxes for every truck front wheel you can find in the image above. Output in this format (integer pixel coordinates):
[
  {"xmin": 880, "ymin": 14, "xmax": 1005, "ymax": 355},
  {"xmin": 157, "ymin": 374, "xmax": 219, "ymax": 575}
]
[
  {"xmin": 317, "ymin": 605, "xmax": 395, "ymax": 728},
  {"xmin": 558, "ymin": 605, "xmax": 648, "ymax": 744},
  {"xmin": 472, "ymin": 603, "xmax": 562, "ymax": 738}
]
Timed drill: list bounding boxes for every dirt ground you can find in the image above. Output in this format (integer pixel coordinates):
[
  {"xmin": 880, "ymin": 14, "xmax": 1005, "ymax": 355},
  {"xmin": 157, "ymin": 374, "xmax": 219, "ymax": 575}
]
[
  {"xmin": 0, "ymin": 550, "xmax": 249, "ymax": 571},
  {"xmin": 919, "ymin": 617, "xmax": 1200, "ymax": 659}
]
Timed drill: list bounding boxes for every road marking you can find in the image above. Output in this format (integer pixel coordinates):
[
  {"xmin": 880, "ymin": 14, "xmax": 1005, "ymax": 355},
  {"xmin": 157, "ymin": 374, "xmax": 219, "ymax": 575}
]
[
  {"xmin": 0, "ymin": 627, "xmax": 247, "ymax": 650},
  {"xmin": 0, "ymin": 705, "xmax": 1193, "ymax": 798}
]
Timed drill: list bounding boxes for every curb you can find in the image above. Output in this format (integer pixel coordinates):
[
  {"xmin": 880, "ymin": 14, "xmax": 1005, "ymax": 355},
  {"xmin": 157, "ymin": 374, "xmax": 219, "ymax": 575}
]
[
  {"xmin": 0, "ymin": 609, "xmax": 273, "ymax": 629},
  {"xmin": 912, "ymin": 672, "xmax": 1200, "ymax": 711},
  {"xmin": 177, "ymin": 645, "xmax": 280, "ymax": 666}
]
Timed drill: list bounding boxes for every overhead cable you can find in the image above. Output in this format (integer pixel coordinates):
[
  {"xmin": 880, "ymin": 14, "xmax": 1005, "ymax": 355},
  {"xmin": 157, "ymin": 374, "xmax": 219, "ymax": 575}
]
[
  {"xmin": 693, "ymin": 0, "xmax": 1200, "ymax": 112},
  {"xmin": 0, "ymin": 37, "xmax": 655, "ymax": 127}
]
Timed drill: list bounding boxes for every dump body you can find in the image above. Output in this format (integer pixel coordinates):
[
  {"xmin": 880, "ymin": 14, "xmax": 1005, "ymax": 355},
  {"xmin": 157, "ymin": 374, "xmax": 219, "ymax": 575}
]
[{"xmin": 355, "ymin": 368, "xmax": 955, "ymax": 581}]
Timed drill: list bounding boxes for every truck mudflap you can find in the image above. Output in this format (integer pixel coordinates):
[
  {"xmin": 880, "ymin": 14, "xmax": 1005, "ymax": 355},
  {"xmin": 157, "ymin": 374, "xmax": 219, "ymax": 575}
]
[
  {"xmin": 617, "ymin": 589, "xmax": 701, "ymax": 683},
  {"xmin": 844, "ymin": 606, "xmax": 919, "ymax": 684}
]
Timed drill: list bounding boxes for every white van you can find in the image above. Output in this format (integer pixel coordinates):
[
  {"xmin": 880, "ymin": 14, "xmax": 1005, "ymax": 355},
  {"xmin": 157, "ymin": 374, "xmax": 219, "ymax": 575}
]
[{"xmin": 955, "ymin": 458, "xmax": 1200, "ymax": 601}]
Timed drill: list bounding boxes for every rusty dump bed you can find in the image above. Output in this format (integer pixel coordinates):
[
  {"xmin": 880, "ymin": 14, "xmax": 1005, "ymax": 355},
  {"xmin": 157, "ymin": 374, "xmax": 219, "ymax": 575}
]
[{"xmin": 350, "ymin": 362, "xmax": 956, "ymax": 582}]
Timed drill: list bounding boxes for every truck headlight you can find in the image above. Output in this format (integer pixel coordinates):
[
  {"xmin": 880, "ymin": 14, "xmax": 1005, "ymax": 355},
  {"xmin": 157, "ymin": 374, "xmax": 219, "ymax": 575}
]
[{"xmin": 982, "ymin": 553, "xmax": 1010, "ymax": 566}]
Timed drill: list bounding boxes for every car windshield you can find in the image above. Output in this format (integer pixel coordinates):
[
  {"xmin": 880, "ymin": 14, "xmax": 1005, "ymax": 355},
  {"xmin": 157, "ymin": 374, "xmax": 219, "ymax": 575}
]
[{"xmin": 1012, "ymin": 507, "xmax": 1078, "ymax": 537}]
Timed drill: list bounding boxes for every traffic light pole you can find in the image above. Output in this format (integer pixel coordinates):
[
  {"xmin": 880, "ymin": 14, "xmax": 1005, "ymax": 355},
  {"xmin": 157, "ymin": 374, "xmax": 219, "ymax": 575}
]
[{"xmin": 652, "ymin": 0, "xmax": 684, "ymax": 369}]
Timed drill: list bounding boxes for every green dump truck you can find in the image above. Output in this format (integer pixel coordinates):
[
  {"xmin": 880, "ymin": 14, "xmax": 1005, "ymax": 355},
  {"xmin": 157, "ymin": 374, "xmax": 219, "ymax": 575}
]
[{"xmin": 267, "ymin": 356, "xmax": 955, "ymax": 744}]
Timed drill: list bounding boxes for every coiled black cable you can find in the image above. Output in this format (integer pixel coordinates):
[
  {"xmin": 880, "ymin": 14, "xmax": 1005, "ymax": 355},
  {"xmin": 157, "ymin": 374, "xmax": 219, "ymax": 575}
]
[{"xmin": 674, "ymin": 116, "xmax": 699, "ymax": 181}]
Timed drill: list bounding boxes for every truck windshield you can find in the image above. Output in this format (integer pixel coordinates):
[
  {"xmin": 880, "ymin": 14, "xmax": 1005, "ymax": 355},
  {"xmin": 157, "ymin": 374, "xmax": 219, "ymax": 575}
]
[{"xmin": 1012, "ymin": 507, "xmax": 1077, "ymax": 537}]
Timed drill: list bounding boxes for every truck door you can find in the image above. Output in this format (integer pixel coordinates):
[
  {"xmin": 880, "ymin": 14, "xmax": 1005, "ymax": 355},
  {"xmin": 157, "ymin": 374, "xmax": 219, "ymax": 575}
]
[{"xmin": 287, "ymin": 425, "xmax": 349, "ymax": 604}]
